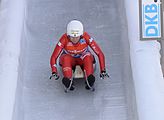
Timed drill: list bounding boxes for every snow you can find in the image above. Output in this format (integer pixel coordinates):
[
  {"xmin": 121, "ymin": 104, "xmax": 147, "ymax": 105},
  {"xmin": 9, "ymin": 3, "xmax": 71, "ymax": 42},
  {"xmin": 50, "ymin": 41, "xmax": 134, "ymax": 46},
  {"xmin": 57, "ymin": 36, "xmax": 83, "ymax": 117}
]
[{"xmin": 0, "ymin": 0, "xmax": 164, "ymax": 120}]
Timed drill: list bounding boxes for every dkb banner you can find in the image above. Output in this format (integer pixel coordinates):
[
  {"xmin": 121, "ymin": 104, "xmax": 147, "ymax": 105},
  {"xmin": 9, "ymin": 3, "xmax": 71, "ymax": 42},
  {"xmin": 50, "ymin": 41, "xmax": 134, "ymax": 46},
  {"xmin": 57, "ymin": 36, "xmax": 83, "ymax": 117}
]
[{"xmin": 139, "ymin": 0, "xmax": 163, "ymax": 40}]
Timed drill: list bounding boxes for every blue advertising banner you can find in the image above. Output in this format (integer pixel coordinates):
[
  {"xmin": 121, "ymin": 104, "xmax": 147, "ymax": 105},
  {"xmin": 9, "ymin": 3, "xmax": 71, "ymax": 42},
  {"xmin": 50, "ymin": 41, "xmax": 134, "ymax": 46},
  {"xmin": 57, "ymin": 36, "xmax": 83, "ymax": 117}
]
[{"xmin": 139, "ymin": 0, "xmax": 163, "ymax": 40}]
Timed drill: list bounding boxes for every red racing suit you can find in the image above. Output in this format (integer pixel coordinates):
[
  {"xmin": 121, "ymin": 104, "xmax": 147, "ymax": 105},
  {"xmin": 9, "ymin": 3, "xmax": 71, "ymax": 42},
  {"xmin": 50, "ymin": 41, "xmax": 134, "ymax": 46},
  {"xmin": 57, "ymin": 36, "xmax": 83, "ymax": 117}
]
[{"xmin": 50, "ymin": 32, "xmax": 106, "ymax": 79}]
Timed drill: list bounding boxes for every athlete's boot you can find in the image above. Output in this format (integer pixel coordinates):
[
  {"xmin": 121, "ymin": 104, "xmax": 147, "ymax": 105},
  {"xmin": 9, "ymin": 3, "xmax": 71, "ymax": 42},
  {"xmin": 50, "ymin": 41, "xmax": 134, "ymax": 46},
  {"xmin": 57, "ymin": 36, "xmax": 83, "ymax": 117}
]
[
  {"xmin": 62, "ymin": 77, "xmax": 75, "ymax": 91},
  {"xmin": 85, "ymin": 74, "xmax": 95, "ymax": 90}
]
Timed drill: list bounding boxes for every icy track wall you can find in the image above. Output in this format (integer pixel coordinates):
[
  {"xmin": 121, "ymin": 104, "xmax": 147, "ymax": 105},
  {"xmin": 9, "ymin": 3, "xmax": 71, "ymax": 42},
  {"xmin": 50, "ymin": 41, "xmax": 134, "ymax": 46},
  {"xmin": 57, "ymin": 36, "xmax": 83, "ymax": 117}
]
[
  {"xmin": 124, "ymin": 0, "xmax": 164, "ymax": 120},
  {"xmin": 0, "ymin": 0, "xmax": 26, "ymax": 120},
  {"xmin": 0, "ymin": 0, "xmax": 164, "ymax": 120}
]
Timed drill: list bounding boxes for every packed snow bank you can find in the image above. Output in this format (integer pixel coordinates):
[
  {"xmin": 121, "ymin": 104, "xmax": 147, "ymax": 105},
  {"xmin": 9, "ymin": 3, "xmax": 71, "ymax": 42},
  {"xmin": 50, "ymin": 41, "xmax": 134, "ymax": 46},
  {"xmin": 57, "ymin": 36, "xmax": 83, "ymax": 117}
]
[
  {"xmin": 0, "ymin": 0, "xmax": 25, "ymax": 120},
  {"xmin": 125, "ymin": 0, "xmax": 164, "ymax": 120}
]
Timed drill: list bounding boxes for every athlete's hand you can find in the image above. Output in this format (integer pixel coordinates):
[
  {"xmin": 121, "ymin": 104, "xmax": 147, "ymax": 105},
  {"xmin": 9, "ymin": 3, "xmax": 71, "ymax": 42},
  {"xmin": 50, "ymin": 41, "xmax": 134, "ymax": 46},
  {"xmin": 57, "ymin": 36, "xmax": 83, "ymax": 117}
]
[
  {"xmin": 100, "ymin": 70, "xmax": 109, "ymax": 79},
  {"xmin": 50, "ymin": 72, "xmax": 59, "ymax": 80}
]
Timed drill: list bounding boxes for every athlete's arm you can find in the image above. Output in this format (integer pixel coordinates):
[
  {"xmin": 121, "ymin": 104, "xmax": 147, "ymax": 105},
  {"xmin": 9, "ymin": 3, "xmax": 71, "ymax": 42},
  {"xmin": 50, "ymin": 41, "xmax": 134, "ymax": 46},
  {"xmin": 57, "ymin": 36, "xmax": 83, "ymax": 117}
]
[
  {"xmin": 83, "ymin": 32, "xmax": 106, "ymax": 72},
  {"xmin": 50, "ymin": 35, "xmax": 66, "ymax": 73}
]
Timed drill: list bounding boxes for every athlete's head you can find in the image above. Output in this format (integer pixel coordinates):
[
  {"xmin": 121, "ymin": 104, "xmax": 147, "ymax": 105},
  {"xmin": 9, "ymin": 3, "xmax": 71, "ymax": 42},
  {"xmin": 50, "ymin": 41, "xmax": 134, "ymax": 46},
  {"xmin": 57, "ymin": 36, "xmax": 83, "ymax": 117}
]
[{"xmin": 67, "ymin": 20, "xmax": 83, "ymax": 44}]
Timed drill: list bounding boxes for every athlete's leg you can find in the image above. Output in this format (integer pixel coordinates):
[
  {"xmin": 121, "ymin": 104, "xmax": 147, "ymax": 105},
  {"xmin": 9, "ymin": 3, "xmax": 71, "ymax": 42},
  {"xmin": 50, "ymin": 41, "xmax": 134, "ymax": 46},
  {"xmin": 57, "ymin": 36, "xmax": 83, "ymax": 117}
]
[
  {"xmin": 59, "ymin": 54, "xmax": 75, "ymax": 90},
  {"xmin": 60, "ymin": 54, "xmax": 75, "ymax": 78},
  {"xmin": 82, "ymin": 53, "xmax": 94, "ymax": 76},
  {"xmin": 82, "ymin": 53, "xmax": 95, "ymax": 89}
]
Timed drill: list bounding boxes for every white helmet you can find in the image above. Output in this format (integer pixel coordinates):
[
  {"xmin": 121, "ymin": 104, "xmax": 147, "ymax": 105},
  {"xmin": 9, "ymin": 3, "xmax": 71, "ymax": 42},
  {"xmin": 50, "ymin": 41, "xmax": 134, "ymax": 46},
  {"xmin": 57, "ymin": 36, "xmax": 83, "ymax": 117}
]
[{"xmin": 67, "ymin": 20, "xmax": 84, "ymax": 37}]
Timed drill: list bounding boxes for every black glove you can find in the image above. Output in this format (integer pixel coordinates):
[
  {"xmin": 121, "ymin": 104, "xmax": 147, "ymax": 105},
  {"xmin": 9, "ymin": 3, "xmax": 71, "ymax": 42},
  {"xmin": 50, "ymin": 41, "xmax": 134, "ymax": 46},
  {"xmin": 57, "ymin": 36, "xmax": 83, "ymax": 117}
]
[
  {"xmin": 100, "ymin": 70, "xmax": 109, "ymax": 79},
  {"xmin": 50, "ymin": 72, "xmax": 59, "ymax": 80}
]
